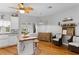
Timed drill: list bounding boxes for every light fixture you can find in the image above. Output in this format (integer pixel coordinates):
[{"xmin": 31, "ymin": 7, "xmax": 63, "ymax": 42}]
[
  {"xmin": 19, "ymin": 3, "xmax": 24, "ymax": 8},
  {"xmin": 10, "ymin": 3, "xmax": 33, "ymax": 14},
  {"xmin": 39, "ymin": 22, "xmax": 44, "ymax": 25},
  {"xmin": 48, "ymin": 6, "xmax": 52, "ymax": 8},
  {"xmin": 18, "ymin": 3, "xmax": 33, "ymax": 14},
  {"xmin": 19, "ymin": 10, "xmax": 25, "ymax": 13},
  {"xmin": 19, "ymin": 8, "xmax": 33, "ymax": 14}
]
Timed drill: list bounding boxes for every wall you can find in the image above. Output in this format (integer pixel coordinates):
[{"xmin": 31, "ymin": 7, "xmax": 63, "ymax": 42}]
[
  {"xmin": 38, "ymin": 5, "xmax": 79, "ymax": 45},
  {"xmin": 39, "ymin": 5, "xmax": 79, "ymax": 35},
  {"xmin": 10, "ymin": 17, "xmax": 19, "ymax": 29},
  {"xmin": 19, "ymin": 14, "xmax": 41, "ymax": 33},
  {"xmin": 40, "ymin": 6, "xmax": 79, "ymax": 24},
  {"xmin": 19, "ymin": 5, "xmax": 79, "ymax": 35},
  {"xmin": 19, "ymin": 14, "xmax": 62, "ymax": 34},
  {"xmin": 19, "ymin": 14, "xmax": 40, "ymax": 24},
  {"xmin": 37, "ymin": 24, "xmax": 62, "ymax": 35}
]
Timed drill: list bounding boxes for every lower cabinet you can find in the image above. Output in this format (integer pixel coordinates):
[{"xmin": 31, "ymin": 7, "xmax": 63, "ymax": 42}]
[
  {"xmin": 0, "ymin": 39, "xmax": 9, "ymax": 48},
  {"xmin": 0, "ymin": 35, "xmax": 17, "ymax": 48},
  {"xmin": 8, "ymin": 36, "xmax": 17, "ymax": 46},
  {"xmin": 17, "ymin": 40, "xmax": 34, "ymax": 55},
  {"xmin": 38, "ymin": 32, "xmax": 52, "ymax": 42}
]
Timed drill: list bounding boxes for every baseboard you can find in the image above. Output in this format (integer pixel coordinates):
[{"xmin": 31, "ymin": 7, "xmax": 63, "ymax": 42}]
[{"xmin": 0, "ymin": 44, "xmax": 17, "ymax": 48}]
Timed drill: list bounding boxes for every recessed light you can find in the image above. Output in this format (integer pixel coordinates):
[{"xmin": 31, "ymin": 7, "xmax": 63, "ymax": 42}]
[{"xmin": 48, "ymin": 6, "xmax": 52, "ymax": 8}]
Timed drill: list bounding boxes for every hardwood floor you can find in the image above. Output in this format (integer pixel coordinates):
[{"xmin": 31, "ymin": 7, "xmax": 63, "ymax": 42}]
[
  {"xmin": 0, "ymin": 45, "xmax": 17, "ymax": 55},
  {"xmin": 0, "ymin": 41, "xmax": 78, "ymax": 55},
  {"xmin": 38, "ymin": 41, "xmax": 78, "ymax": 55}
]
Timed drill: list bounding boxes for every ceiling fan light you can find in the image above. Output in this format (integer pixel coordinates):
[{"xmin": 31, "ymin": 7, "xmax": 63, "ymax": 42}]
[
  {"xmin": 19, "ymin": 3, "xmax": 24, "ymax": 8},
  {"xmin": 19, "ymin": 10, "xmax": 25, "ymax": 13}
]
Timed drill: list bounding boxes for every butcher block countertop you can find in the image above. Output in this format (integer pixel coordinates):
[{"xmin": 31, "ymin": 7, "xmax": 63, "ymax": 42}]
[
  {"xmin": 19, "ymin": 35, "xmax": 38, "ymax": 41},
  {"xmin": 20, "ymin": 37, "xmax": 37, "ymax": 41}
]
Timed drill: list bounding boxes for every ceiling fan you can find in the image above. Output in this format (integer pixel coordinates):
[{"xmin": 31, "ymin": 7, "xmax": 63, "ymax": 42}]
[{"xmin": 10, "ymin": 3, "xmax": 33, "ymax": 14}]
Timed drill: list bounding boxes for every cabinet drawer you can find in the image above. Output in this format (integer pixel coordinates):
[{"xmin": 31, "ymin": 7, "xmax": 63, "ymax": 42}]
[
  {"xmin": 38, "ymin": 32, "xmax": 51, "ymax": 42},
  {"xmin": 0, "ymin": 39, "xmax": 9, "ymax": 47}
]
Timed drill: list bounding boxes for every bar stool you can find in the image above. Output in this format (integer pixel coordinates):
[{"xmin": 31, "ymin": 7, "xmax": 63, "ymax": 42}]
[{"xmin": 33, "ymin": 39, "xmax": 40, "ymax": 55}]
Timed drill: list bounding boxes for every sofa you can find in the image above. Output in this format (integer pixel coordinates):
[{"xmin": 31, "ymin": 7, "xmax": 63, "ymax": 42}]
[
  {"xmin": 52, "ymin": 33, "xmax": 62, "ymax": 46},
  {"xmin": 68, "ymin": 36, "xmax": 79, "ymax": 53},
  {"xmin": 62, "ymin": 35, "xmax": 73, "ymax": 46}
]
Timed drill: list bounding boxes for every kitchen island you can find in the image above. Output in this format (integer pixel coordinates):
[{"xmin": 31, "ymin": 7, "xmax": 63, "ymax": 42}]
[{"xmin": 17, "ymin": 35, "xmax": 37, "ymax": 55}]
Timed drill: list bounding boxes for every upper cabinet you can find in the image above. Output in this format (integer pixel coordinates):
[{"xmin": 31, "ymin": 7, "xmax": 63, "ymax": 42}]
[{"xmin": 10, "ymin": 17, "xmax": 19, "ymax": 29}]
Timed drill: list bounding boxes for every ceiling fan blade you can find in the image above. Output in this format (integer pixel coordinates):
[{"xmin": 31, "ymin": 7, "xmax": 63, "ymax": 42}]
[
  {"xmin": 18, "ymin": 3, "xmax": 25, "ymax": 9},
  {"xmin": 9, "ymin": 3, "xmax": 34, "ymax": 14},
  {"xmin": 25, "ymin": 7, "xmax": 33, "ymax": 10},
  {"xmin": 24, "ymin": 8, "xmax": 33, "ymax": 13},
  {"xmin": 9, "ymin": 7, "xmax": 17, "ymax": 9}
]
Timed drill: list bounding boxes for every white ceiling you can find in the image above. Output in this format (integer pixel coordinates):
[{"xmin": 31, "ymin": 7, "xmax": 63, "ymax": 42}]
[
  {"xmin": 0, "ymin": 3, "xmax": 17, "ymax": 12},
  {"xmin": 0, "ymin": 3, "xmax": 79, "ymax": 17},
  {"xmin": 27, "ymin": 3, "xmax": 79, "ymax": 17}
]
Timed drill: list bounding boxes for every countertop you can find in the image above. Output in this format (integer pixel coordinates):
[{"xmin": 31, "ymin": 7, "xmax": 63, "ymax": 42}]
[{"xmin": 19, "ymin": 36, "xmax": 37, "ymax": 41}]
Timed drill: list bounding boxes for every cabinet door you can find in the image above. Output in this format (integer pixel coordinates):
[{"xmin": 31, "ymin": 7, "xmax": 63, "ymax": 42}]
[
  {"xmin": 11, "ymin": 17, "xmax": 19, "ymax": 29},
  {"xmin": 18, "ymin": 40, "xmax": 34, "ymax": 55},
  {"xmin": 38, "ymin": 33, "xmax": 51, "ymax": 42},
  {"xmin": 8, "ymin": 36, "xmax": 17, "ymax": 45},
  {"xmin": 0, "ymin": 39, "xmax": 9, "ymax": 48}
]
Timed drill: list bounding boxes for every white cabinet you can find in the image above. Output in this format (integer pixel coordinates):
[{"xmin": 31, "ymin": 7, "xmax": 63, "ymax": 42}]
[
  {"xmin": 0, "ymin": 38, "xmax": 9, "ymax": 47},
  {"xmin": 8, "ymin": 36, "xmax": 17, "ymax": 46},
  {"xmin": 18, "ymin": 40, "xmax": 34, "ymax": 55},
  {"xmin": 11, "ymin": 17, "xmax": 19, "ymax": 29},
  {"xmin": 0, "ymin": 35, "xmax": 17, "ymax": 48}
]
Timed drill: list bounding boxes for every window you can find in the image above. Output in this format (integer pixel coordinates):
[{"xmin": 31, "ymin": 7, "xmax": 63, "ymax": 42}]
[
  {"xmin": 62, "ymin": 30, "xmax": 67, "ymax": 35},
  {"xmin": 0, "ymin": 20, "xmax": 11, "ymax": 33}
]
